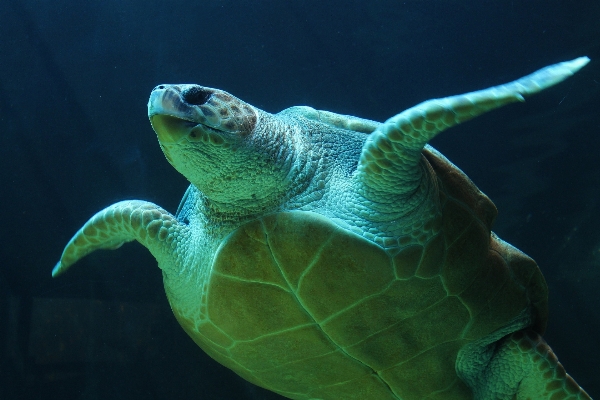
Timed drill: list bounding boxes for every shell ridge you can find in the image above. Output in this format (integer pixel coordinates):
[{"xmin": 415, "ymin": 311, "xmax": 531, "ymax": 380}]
[
  {"xmin": 295, "ymin": 231, "xmax": 337, "ymax": 292},
  {"xmin": 212, "ymin": 270, "xmax": 292, "ymax": 293},
  {"xmin": 378, "ymin": 337, "xmax": 463, "ymax": 372},
  {"xmin": 232, "ymin": 323, "xmax": 317, "ymax": 347},
  {"xmin": 319, "ymin": 279, "xmax": 397, "ymax": 326}
]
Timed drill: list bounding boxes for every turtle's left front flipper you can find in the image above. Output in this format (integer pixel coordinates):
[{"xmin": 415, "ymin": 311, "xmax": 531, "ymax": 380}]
[
  {"xmin": 52, "ymin": 200, "xmax": 188, "ymax": 277},
  {"xmin": 355, "ymin": 57, "xmax": 590, "ymax": 206}
]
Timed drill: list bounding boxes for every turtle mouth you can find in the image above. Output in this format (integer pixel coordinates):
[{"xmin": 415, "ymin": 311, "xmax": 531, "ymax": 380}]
[{"xmin": 150, "ymin": 114, "xmax": 227, "ymax": 144}]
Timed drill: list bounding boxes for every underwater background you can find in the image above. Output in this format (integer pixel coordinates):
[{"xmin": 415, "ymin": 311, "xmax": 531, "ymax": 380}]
[{"xmin": 1, "ymin": 0, "xmax": 599, "ymax": 399}]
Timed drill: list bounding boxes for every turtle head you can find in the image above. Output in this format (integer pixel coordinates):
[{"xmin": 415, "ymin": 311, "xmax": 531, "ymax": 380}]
[{"xmin": 148, "ymin": 84, "xmax": 298, "ymax": 216}]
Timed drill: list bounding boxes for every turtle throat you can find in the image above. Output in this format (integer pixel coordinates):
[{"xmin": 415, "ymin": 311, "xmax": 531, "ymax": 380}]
[{"xmin": 170, "ymin": 112, "xmax": 309, "ymax": 223}]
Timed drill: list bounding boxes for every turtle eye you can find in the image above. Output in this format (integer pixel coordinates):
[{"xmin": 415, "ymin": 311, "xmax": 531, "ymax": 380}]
[{"xmin": 183, "ymin": 87, "xmax": 213, "ymax": 106}]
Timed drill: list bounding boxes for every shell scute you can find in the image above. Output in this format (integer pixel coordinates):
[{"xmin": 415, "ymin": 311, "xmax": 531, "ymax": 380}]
[
  {"xmin": 262, "ymin": 212, "xmax": 336, "ymax": 290},
  {"xmin": 379, "ymin": 340, "xmax": 471, "ymax": 400},
  {"xmin": 392, "ymin": 244, "xmax": 423, "ymax": 278},
  {"xmin": 495, "ymin": 238, "xmax": 548, "ymax": 334},
  {"xmin": 442, "ymin": 207, "xmax": 490, "ymax": 295},
  {"xmin": 229, "ymin": 324, "xmax": 334, "ymax": 372},
  {"xmin": 214, "ymin": 224, "xmax": 288, "ymax": 287},
  {"xmin": 256, "ymin": 349, "xmax": 374, "ymax": 395},
  {"xmin": 321, "ymin": 276, "xmax": 448, "ymax": 348},
  {"xmin": 314, "ymin": 373, "xmax": 400, "ymax": 400},
  {"xmin": 344, "ymin": 295, "xmax": 469, "ymax": 371},
  {"xmin": 295, "ymin": 228, "xmax": 394, "ymax": 322},
  {"xmin": 424, "ymin": 149, "xmax": 497, "ymax": 229},
  {"xmin": 207, "ymin": 275, "xmax": 310, "ymax": 341},
  {"xmin": 197, "ymin": 321, "xmax": 234, "ymax": 348},
  {"xmin": 454, "ymin": 249, "xmax": 509, "ymax": 324},
  {"xmin": 415, "ymin": 233, "xmax": 445, "ymax": 278}
]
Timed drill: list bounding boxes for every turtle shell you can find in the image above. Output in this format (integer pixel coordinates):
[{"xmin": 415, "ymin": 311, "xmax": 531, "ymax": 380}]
[{"xmin": 171, "ymin": 148, "xmax": 548, "ymax": 400}]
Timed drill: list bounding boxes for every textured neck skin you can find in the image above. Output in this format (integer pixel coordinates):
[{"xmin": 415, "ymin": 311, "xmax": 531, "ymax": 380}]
[
  {"xmin": 182, "ymin": 109, "xmax": 318, "ymax": 229},
  {"xmin": 281, "ymin": 111, "xmax": 440, "ymax": 249},
  {"xmin": 175, "ymin": 106, "xmax": 438, "ymax": 250}
]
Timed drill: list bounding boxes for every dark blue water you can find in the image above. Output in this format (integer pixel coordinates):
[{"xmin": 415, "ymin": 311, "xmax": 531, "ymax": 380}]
[{"xmin": 1, "ymin": 0, "xmax": 599, "ymax": 398}]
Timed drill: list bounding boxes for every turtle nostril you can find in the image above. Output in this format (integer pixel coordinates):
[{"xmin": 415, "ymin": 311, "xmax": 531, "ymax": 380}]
[{"xmin": 183, "ymin": 86, "xmax": 213, "ymax": 106}]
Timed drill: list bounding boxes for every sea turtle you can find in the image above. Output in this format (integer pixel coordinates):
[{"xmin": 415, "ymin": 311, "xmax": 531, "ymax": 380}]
[{"xmin": 53, "ymin": 57, "xmax": 592, "ymax": 400}]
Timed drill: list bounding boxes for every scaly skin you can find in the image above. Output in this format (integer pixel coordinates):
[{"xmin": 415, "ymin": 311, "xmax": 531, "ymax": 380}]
[
  {"xmin": 52, "ymin": 200, "xmax": 189, "ymax": 277},
  {"xmin": 54, "ymin": 57, "xmax": 592, "ymax": 399},
  {"xmin": 459, "ymin": 329, "xmax": 592, "ymax": 400},
  {"xmin": 356, "ymin": 57, "xmax": 590, "ymax": 200}
]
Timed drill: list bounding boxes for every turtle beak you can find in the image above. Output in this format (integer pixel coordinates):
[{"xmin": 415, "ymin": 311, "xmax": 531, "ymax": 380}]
[{"xmin": 148, "ymin": 85, "xmax": 199, "ymax": 143}]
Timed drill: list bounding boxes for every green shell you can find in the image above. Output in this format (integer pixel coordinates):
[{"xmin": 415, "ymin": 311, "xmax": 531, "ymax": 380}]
[{"xmin": 172, "ymin": 148, "xmax": 547, "ymax": 400}]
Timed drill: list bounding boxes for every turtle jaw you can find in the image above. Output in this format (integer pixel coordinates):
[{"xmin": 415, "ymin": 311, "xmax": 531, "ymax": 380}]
[{"xmin": 149, "ymin": 114, "xmax": 200, "ymax": 144}]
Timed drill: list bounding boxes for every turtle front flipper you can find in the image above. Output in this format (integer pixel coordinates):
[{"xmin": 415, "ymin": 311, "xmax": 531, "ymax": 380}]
[
  {"xmin": 468, "ymin": 329, "xmax": 592, "ymax": 399},
  {"xmin": 52, "ymin": 200, "xmax": 188, "ymax": 277},
  {"xmin": 355, "ymin": 57, "xmax": 590, "ymax": 204}
]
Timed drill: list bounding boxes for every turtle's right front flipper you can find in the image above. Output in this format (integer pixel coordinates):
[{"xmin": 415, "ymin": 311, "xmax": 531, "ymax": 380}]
[{"xmin": 52, "ymin": 200, "xmax": 188, "ymax": 277}]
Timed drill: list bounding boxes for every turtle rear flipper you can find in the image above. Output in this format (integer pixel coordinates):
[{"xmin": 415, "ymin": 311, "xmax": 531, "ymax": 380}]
[{"xmin": 467, "ymin": 329, "xmax": 591, "ymax": 399}]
